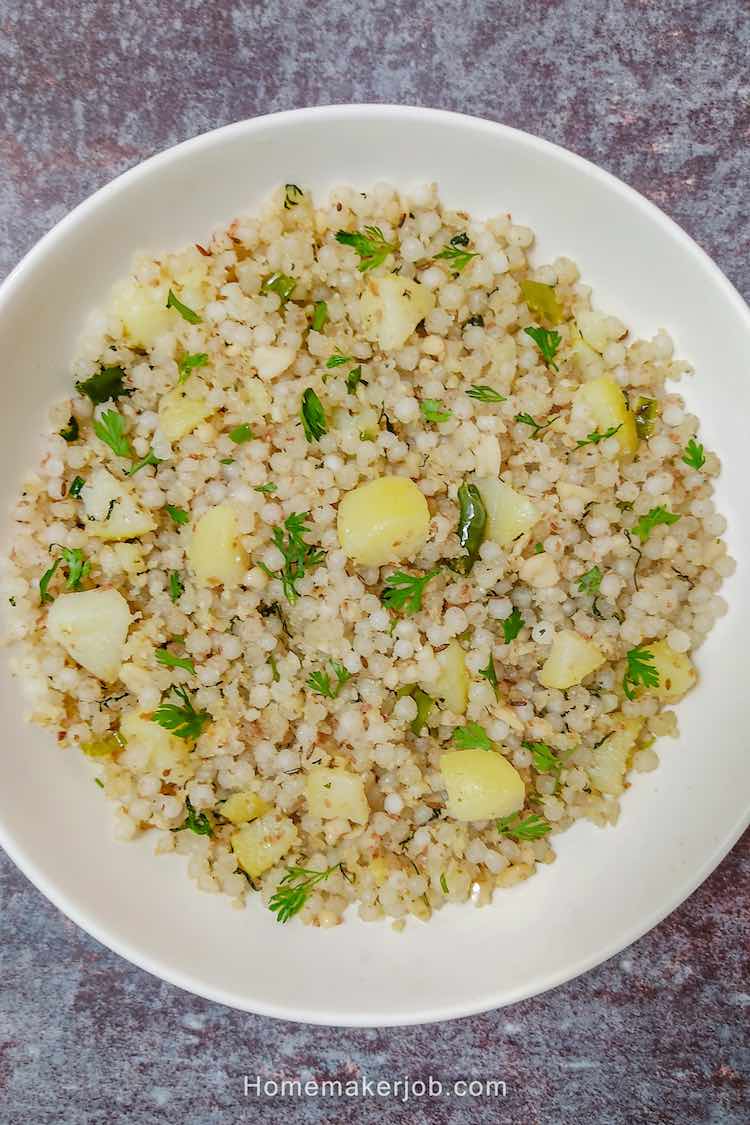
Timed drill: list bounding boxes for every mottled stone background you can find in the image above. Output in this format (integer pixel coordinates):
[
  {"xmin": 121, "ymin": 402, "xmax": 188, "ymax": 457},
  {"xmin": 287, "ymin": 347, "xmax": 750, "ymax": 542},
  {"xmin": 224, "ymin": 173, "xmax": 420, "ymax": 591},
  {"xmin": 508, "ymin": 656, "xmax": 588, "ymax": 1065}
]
[{"xmin": 0, "ymin": 1, "xmax": 748, "ymax": 1122}]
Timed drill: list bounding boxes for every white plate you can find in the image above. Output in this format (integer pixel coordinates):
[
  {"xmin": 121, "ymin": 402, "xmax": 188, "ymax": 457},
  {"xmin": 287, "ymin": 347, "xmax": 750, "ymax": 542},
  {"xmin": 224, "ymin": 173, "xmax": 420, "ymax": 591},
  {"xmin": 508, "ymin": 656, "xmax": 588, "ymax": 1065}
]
[{"xmin": 0, "ymin": 105, "xmax": 747, "ymax": 1027}]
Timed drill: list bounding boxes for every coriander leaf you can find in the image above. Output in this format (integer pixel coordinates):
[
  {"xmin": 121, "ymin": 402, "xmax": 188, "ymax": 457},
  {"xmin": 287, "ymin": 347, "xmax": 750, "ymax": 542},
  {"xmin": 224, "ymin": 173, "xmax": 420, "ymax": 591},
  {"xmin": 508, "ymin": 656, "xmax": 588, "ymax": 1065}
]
[
  {"xmin": 269, "ymin": 863, "xmax": 343, "ymax": 923},
  {"xmin": 169, "ymin": 571, "xmax": 184, "ymax": 603},
  {"xmin": 127, "ymin": 448, "xmax": 160, "ymax": 476},
  {"xmin": 166, "ymin": 288, "xmax": 201, "ymax": 323},
  {"xmin": 466, "ymin": 385, "xmax": 506, "ymax": 403},
  {"xmin": 301, "ymin": 388, "xmax": 327, "ymax": 442},
  {"xmin": 523, "ymin": 325, "xmax": 561, "ymax": 371},
  {"xmin": 515, "ymin": 412, "xmax": 551, "ymax": 437},
  {"xmin": 307, "ymin": 660, "xmax": 351, "ymax": 699},
  {"xmin": 479, "ymin": 654, "xmax": 499, "ymax": 695},
  {"xmin": 381, "ymin": 568, "xmax": 441, "ymax": 615},
  {"xmin": 497, "ymin": 812, "xmax": 551, "ymax": 840},
  {"xmin": 326, "ymin": 350, "xmax": 353, "ymax": 369},
  {"xmin": 155, "ymin": 647, "xmax": 196, "ymax": 674},
  {"xmin": 152, "ymin": 685, "xmax": 210, "ymax": 740},
  {"xmin": 453, "ymin": 722, "xmax": 493, "ymax": 751},
  {"xmin": 623, "ymin": 646, "xmax": 659, "ymax": 700},
  {"xmin": 261, "ymin": 272, "xmax": 297, "ymax": 303},
  {"xmin": 534, "ymin": 542, "xmax": 544, "ymax": 554},
  {"xmin": 576, "ymin": 424, "xmax": 622, "ymax": 447},
  {"xmin": 631, "ymin": 505, "xmax": 681, "ymax": 544},
  {"xmin": 420, "ymin": 399, "xmax": 453, "ymax": 424},
  {"xmin": 345, "ymin": 366, "xmax": 365, "ymax": 394},
  {"xmin": 502, "ymin": 607, "xmax": 524, "ymax": 644},
  {"xmin": 93, "ymin": 409, "xmax": 134, "ymax": 459},
  {"xmin": 39, "ymin": 559, "xmax": 61, "ymax": 605},
  {"xmin": 578, "ymin": 566, "xmax": 603, "ymax": 595},
  {"xmin": 466, "ymin": 314, "xmax": 485, "ymax": 327},
  {"xmin": 435, "ymin": 233, "xmax": 478, "ymax": 272},
  {"xmin": 452, "ymin": 481, "xmax": 486, "ymax": 575},
  {"xmin": 682, "ymin": 438, "xmax": 706, "ymax": 471},
  {"xmin": 523, "ymin": 739, "xmax": 565, "ymax": 776},
  {"xmin": 166, "ymin": 504, "xmax": 189, "ymax": 525},
  {"xmin": 75, "ymin": 366, "xmax": 132, "ymax": 405},
  {"xmin": 311, "ymin": 300, "xmax": 328, "ymax": 332},
  {"xmin": 69, "ymin": 475, "xmax": 85, "ymax": 499},
  {"xmin": 178, "ymin": 352, "xmax": 208, "ymax": 383},
  {"xmin": 219, "ymin": 458, "xmax": 234, "ymax": 465},
  {"xmin": 60, "ymin": 416, "xmax": 79, "ymax": 442},
  {"xmin": 440, "ymin": 872, "xmax": 449, "ymax": 895},
  {"xmin": 228, "ymin": 423, "xmax": 254, "ymax": 444},
  {"xmin": 59, "ymin": 547, "xmax": 90, "ymax": 590},
  {"xmin": 284, "ymin": 183, "xmax": 304, "ymax": 209},
  {"xmin": 253, "ymin": 482, "xmax": 277, "ymax": 494},
  {"xmin": 258, "ymin": 511, "xmax": 325, "ymax": 604},
  {"xmin": 335, "ymin": 226, "xmax": 396, "ymax": 272},
  {"xmin": 410, "ymin": 688, "xmax": 434, "ymax": 735},
  {"xmin": 268, "ymin": 655, "xmax": 280, "ymax": 682},
  {"xmin": 177, "ymin": 796, "xmax": 212, "ymax": 836}
]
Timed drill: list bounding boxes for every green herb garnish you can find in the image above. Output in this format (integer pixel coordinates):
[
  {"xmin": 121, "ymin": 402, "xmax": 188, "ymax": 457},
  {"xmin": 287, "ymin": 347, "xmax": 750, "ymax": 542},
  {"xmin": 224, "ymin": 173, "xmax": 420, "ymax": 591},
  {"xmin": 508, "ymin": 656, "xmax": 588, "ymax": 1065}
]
[
  {"xmin": 326, "ymin": 350, "xmax": 353, "ymax": 369},
  {"xmin": 307, "ymin": 660, "xmax": 351, "ymax": 699},
  {"xmin": 39, "ymin": 560, "xmax": 61, "ymax": 605},
  {"xmin": 93, "ymin": 409, "xmax": 134, "ymax": 459},
  {"xmin": 682, "ymin": 438, "xmax": 705, "ymax": 470},
  {"xmin": 502, "ymin": 607, "xmax": 524, "ymax": 643},
  {"xmin": 420, "ymin": 399, "xmax": 453, "ymax": 424},
  {"xmin": 60, "ymin": 416, "xmax": 79, "ymax": 442},
  {"xmin": 40, "ymin": 546, "xmax": 91, "ymax": 602},
  {"xmin": 127, "ymin": 449, "xmax": 160, "ymax": 476},
  {"xmin": 410, "ymin": 688, "xmax": 434, "ymax": 735},
  {"xmin": 169, "ymin": 571, "xmax": 184, "ymax": 603},
  {"xmin": 261, "ymin": 272, "xmax": 297, "ymax": 304},
  {"xmin": 515, "ymin": 412, "xmax": 551, "ymax": 438},
  {"xmin": 269, "ymin": 863, "xmax": 344, "ymax": 923},
  {"xmin": 228, "ymin": 423, "xmax": 254, "ymax": 444},
  {"xmin": 578, "ymin": 566, "xmax": 602, "ymax": 595},
  {"xmin": 435, "ymin": 233, "xmax": 478, "ymax": 272},
  {"xmin": 523, "ymin": 325, "xmax": 561, "ymax": 371},
  {"xmin": 631, "ymin": 505, "xmax": 681, "ymax": 543},
  {"xmin": 179, "ymin": 797, "xmax": 213, "ymax": 836},
  {"xmin": 152, "ymin": 685, "xmax": 210, "ymax": 740},
  {"xmin": 69, "ymin": 476, "xmax": 85, "ymax": 499},
  {"xmin": 75, "ymin": 366, "xmax": 132, "ymax": 405},
  {"xmin": 345, "ymin": 366, "xmax": 365, "ymax": 394},
  {"xmin": 623, "ymin": 646, "xmax": 659, "ymax": 700},
  {"xmin": 452, "ymin": 481, "xmax": 487, "ymax": 575},
  {"xmin": 300, "ymin": 388, "xmax": 327, "ymax": 442},
  {"xmin": 466, "ymin": 314, "xmax": 485, "ymax": 327},
  {"xmin": 254, "ymin": 482, "xmax": 277, "ymax": 494},
  {"xmin": 335, "ymin": 226, "xmax": 396, "ymax": 272},
  {"xmin": 497, "ymin": 812, "xmax": 551, "ymax": 840},
  {"xmin": 311, "ymin": 300, "xmax": 328, "ymax": 332},
  {"xmin": 635, "ymin": 396, "xmax": 659, "ymax": 439},
  {"xmin": 466, "ymin": 385, "xmax": 506, "ymax": 403},
  {"xmin": 381, "ymin": 568, "xmax": 441, "ymax": 615},
  {"xmin": 258, "ymin": 511, "xmax": 326, "ymax": 604},
  {"xmin": 155, "ymin": 648, "xmax": 196, "ymax": 675},
  {"xmin": 479, "ymin": 654, "xmax": 499, "ymax": 695},
  {"xmin": 576, "ymin": 424, "xmax": 622, "ymax": 447},
  {"xmin": 166, "ymin": 505, "xmax": 189, "ymax": 525},
  {"xmin": 284, "ymin": 183, "xmax": 304, "ymax": 209},
  {"xmin": 440, "ymin": 872, "xmax": 449, "ymax": 894},
  {"xmin": 178, "ymin": 352, "xmax": 208, "ymax": 383},
  {"xmin": 453, "ymin": 722, "xmax": 492, "ymax": 751},
  {"xmin": 524, "ymin": 740, "xmax": 567, "ymax": 777},
  {"xmin": 219, "ymin": 458, "xmax": 235, "ymax": 465},
  {"xmin": 166, "ymin": 288, "xmax": 201, "ymax": 323}
]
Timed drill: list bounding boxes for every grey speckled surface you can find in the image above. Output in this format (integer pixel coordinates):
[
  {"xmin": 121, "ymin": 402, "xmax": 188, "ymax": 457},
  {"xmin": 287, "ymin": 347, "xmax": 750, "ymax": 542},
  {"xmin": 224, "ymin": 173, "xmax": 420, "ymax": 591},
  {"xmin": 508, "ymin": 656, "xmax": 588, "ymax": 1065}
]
[{"xmin": 1, "ymin": 1, "xmax": 748, "ymax": 1122}]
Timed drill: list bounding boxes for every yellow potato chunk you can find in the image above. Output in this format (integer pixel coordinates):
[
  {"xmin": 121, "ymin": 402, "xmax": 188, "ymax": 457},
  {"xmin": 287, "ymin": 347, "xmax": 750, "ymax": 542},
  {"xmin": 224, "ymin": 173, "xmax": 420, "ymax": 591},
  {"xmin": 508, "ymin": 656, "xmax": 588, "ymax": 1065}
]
[
  {"xmin": 187, "ymin": 503, "xmax": 248, "ymax": 588},
  {"xmin": 305, "ymin": 766, "xmax": 369, "ymax": 825},
  {"xmin": 360, "ymin": 276, "xmax": 436, "ymax": 351},
  {"xmin": 588, "ymin": 717, "xmax": 643, "ymax": 796},
  {"xmin": 337, "ymin": 475, "xmax": 430, "ymax": 566},
  {"xmin": 220, "ymin": 790, "xmax": 270, "ymax": 826},
  {"xmin": 110, "ymin": 279, "xmax": 174, "ymax": 349},
  {"xmin": 473, "ymin": 477, "xmax": 540, "ymax": 548},
  {"xmin": 441, "ymin": 749, "xmax": 525, "ymax": 822},
  {"xmin": 649, "ymin": 640, "xmax": 697, "ymax": 701},
  {"xmin": 432, "ymin": 641, "xmax": 469, "ymax": 715},
  {"xmin": 119, "ymin": 710, "xmax": 191, "ymax": 781},
  {"xmin": 576, "ymin": 376, "xmax": 638, "ymax": 455},
  {"xmin": 82, "ymin": 467, "xmax": 156, "ymax": 542},
  {"xmin": 47, "ymin": 588, "xmax": 132, "ymax": 682},
  {"xmin": 158, "ymin": 386, "xmax": 214, "ymax": 442},
  {"xmin": 539, "ymin": 629, "xmax": 606, "ymax": 690},
  {"xmin": 231, "ymin": 815, "xmax": 298, "ymax": 879},
  {"xmin": 252, "ymin": 344, "xmax": 296, "ymax": 382}
]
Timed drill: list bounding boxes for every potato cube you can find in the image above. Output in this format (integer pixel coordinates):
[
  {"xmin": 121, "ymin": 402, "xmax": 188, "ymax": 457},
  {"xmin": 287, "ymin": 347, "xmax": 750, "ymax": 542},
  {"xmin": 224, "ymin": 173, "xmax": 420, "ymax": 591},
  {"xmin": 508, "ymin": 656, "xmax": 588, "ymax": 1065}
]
[
  {"xmin": 430, "ymin": 641, "xmax": 469, "ymax": 715},
  {"xmin": 119, "ymin": 709, "xmax": 191, "ymax": 781},
  {"xmin": 231, "ymin": 815, "xmax": 299, "ymax": 878},
  {"xmin": 158, "ymin": 386, "xmax": 214, "ymax": 442},
  {"xmin": 575, "ymin": 376, "xmax": 638, "ymax": 455},
  {"xmin": 337, "ymin": 475, "xmax": 430, "ymax": 566},
  {"xmin": 82, "ymin": 467, "xmax": 156, "ymax": 542},
  {"xmin": 110, "ymin": 279, "xmax": 174, "ymax": 349},
  {"xmin": 220, "ymin": 790, "xmax": 270, "ymax": 826},
  {"xmin": 649, "ymin": 640, "xmax": 697, "ymax": 701},
  {"xmin": 360, "ymin": 276, "xmax": 435, "ymax": 351},
  {"xmin": 588, "ymin": 717, "xmax": 643, "ymax": 796},
  {"xmin": 441, "ymin": 749, "xmax": 525, "ymax": 821},
  {"xmin": 187, "ymin": 503, "xmax": 248, "ymax": 588},
  {"xmin": 47, "ymin": 588, "xmax": 132, "ymax": 682},
  {"xmin": 539, "ymin": 629, "xmax": 606, "ymax": 690},
  {"xmin": 305, "ymin": 766, "xmax": 369, "ymax": 825},
  {"xmin": 473, "ymin": 477, "xmax": 539, "ymax": 548}
]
